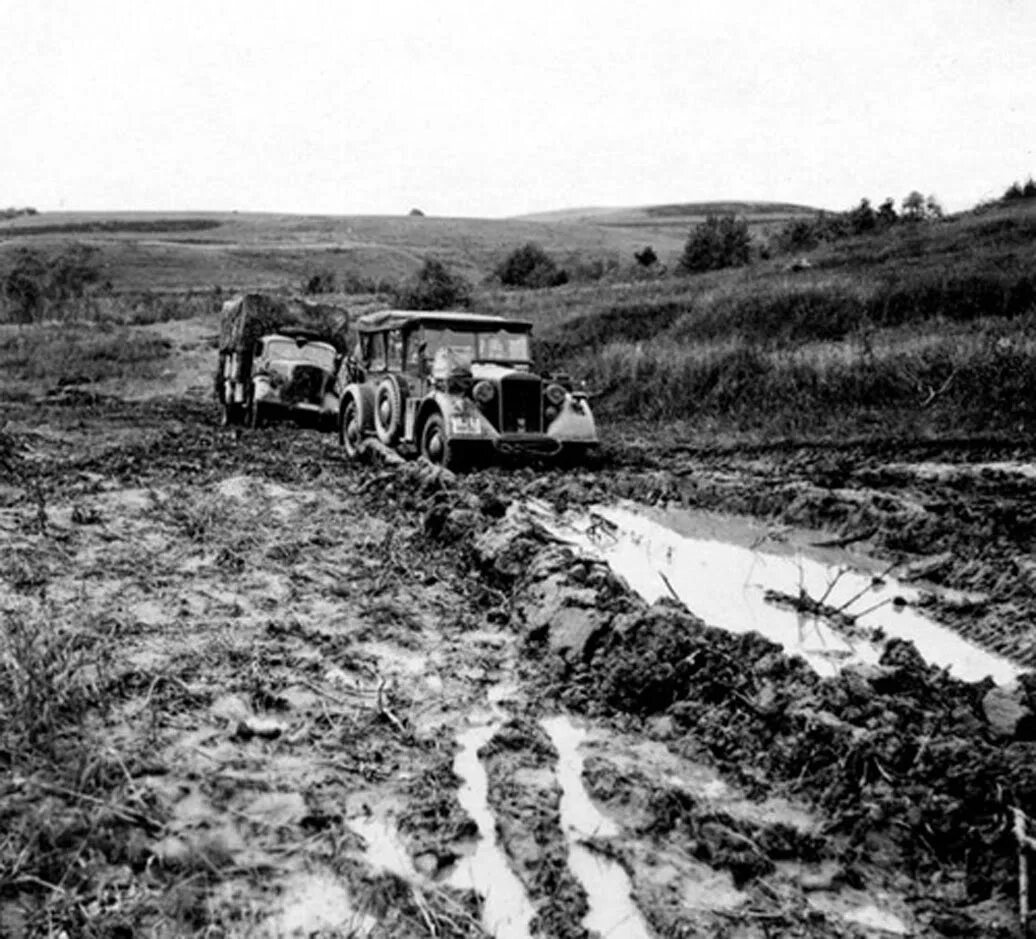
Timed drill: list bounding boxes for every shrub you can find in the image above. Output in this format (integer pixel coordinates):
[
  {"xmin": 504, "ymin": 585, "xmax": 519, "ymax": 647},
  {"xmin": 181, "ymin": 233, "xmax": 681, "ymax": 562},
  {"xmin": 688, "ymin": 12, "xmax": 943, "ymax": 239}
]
[
  {"xmin": 847, "ymin": 198, "xmax": 877, "ymax": 234},
  {"xmin": 634, "ymin": 246, "xmax": 658, "ymax": 267},
  {"xmin": 496, "ymin": 243, "xmax": 569, "ymax": 289},
  {"xmin": 677, "ymin": 215, "xmax": 751, "ymax": 274},
  {"xmin": 1, "ymin": 245, "xmax": 101, "ymax": 322},
  {"xmin": 1002, "ymin": 178, "xmax": 1036, "ymax": 202},
  {"xmin": 392, "ymin": 258, "xmax": 471, "ymax": 310},
  {"xmin": 302, "ymin": 269, "xmax": 336, "ymax": 294}
]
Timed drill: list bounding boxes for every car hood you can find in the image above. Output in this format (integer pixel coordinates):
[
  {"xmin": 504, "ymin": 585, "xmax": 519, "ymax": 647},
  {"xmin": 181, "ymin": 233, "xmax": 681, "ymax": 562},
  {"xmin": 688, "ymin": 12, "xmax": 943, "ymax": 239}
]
[{"xmin": 470, "ymin": 363, "xmax": 537, "ymax": 383}]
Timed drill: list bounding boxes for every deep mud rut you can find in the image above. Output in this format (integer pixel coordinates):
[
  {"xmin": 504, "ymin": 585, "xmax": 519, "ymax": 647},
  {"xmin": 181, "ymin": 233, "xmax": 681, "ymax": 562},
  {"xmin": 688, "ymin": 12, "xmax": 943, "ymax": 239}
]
[{"xmin": 3, "ymin": 385, "xmax": 1036, "ymax": 937}]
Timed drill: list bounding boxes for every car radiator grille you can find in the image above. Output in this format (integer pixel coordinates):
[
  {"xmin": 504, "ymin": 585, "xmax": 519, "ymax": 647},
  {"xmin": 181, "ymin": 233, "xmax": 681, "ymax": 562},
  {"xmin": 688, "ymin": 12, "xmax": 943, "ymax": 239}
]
[
  {"xmin": 283, "ymin": 364, "xmax": 326, "ymax": 404},
  {"xmin": 500, "ymin": 376, "xmax": 543, "ymax": 433}
]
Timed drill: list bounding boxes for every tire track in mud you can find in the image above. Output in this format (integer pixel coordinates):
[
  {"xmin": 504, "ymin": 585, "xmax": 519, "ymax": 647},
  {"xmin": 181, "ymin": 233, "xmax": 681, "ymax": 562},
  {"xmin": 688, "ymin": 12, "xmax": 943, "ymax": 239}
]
[{"xmin": 3, "ymin": 397, "xmax": 1036, "ymax": 937}]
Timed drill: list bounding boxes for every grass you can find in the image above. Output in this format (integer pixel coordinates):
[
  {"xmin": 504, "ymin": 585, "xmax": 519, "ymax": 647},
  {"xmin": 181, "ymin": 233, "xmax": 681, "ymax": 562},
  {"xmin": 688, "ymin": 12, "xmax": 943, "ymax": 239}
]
[
  {"xmin": 477, "ymin": 200, "xmax": 1036, "ymax": 441},
  {"xmin": 0, "ymin": 322, "xmax": 172, "ymax": 392},
  {"xmin": 586, "ymin": 319, "xmax": 1036, "ymax": 433}
]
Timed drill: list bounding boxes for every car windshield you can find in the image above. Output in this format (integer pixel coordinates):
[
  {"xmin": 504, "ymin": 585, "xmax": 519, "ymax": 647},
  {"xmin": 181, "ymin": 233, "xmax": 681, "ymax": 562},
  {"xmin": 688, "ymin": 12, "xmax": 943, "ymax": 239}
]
[
  {"xmin": 422, "ymin": 327, "xmax": 530, "ymax": 364},
  {"xmin": 266, "ymin": 338, "xmax": 336, "ymax": 370}
]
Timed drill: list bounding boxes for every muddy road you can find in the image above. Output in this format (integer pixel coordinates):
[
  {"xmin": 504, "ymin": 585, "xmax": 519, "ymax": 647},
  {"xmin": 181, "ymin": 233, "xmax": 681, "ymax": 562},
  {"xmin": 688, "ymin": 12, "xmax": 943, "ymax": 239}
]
[{"xmin": 3, "ymin": 383, "xmax": 1036, "ymax": 937}]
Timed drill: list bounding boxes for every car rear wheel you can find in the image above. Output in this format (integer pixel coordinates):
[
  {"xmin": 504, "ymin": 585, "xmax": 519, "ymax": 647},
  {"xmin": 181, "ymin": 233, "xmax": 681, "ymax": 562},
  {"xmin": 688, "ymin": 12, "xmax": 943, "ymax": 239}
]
[
  {"xmin": 420, "ymin": 413, "xmax": 465, "ymax": 471},
  {"xmin": 339, "ymin": 395, "xmax": 363, "ymax": 458}
]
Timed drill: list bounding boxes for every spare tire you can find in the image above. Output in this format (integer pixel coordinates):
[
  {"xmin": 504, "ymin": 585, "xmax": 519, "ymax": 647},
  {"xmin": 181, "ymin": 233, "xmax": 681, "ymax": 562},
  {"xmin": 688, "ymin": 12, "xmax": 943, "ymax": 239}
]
[{"xmin": 374, "ymin": 375, "xmax": 407, "ymax": 446}]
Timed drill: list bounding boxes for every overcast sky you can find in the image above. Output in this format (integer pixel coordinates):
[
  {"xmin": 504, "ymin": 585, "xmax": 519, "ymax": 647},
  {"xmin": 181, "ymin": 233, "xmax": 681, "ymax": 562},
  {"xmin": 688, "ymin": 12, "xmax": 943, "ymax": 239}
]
[{"xmin": 3, "ymin": 0, "xmax": 1033, "ymax": 217}]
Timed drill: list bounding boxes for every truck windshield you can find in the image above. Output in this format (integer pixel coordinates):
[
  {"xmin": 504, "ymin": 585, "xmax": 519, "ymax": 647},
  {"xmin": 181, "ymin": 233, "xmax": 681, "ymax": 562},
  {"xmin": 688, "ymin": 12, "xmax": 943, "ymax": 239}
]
[
  {"xmin": 422, "ymin": 328, "xmax": 530, "ymax": 364},
  {"xmin": 266, "ymin": 339, "xmax": 336, "ymax": 370}
]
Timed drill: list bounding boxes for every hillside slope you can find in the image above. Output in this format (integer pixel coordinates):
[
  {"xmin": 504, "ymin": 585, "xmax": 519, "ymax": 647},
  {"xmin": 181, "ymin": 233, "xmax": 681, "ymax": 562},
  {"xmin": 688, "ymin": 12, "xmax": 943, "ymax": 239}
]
[
  {"xmin": 482, "ymin": 199, "xmax": 1036, "ymax": 440},
  {"xmin": 517, "ymin": 200, "xmax": 820, "ymax": 239}
]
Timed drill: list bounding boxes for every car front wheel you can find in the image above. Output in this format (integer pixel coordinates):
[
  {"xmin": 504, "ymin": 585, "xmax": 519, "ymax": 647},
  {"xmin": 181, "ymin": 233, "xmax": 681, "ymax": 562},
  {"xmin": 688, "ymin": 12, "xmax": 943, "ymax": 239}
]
[{"xmin": 420, "ymin": 413, "xmax": 465, "ymax": 471}]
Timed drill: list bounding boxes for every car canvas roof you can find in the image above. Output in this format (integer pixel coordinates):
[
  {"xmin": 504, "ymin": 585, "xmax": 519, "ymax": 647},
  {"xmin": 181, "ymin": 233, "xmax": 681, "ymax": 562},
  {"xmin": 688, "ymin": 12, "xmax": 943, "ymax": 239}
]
[{"xmin": 355, "ymin": 310, "xmax": 532, "ymax": 333}]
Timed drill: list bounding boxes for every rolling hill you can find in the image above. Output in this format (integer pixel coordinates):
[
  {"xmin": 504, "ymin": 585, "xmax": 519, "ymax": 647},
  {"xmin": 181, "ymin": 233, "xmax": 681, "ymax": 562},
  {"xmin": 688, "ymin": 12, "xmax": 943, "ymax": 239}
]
[
  {"xmin": 516, "ymin": 200, "xmax": 821, "ymax": 235},
  {"xmin": 0, "ymin": 202, "xmax": 820, "ymax": 294},
  {"xmin": 0, "ymin": 210, "xmax": 695, "ymax": 294}
]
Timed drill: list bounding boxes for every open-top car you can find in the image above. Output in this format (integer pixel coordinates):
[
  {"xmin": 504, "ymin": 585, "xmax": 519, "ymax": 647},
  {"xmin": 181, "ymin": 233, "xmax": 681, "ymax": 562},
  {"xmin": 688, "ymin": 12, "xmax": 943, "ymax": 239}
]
[{"xmin": 336, "ymin": 310, "xmax": 597, "ymax": 469}]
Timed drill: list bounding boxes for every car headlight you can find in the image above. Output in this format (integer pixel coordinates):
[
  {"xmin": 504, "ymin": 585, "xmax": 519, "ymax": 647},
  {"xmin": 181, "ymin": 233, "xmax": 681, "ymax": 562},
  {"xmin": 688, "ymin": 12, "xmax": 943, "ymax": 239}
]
[
  {"xmin": 545, "ymin": 383, "xmax": 566, "ymax": 406},
  {"xmin": 473, "ymin": 380, "xmax": 495, "ymax": 404},
  {"xmin": 450, "ymin": 415, "xmax": 483, "ymax": 435}
]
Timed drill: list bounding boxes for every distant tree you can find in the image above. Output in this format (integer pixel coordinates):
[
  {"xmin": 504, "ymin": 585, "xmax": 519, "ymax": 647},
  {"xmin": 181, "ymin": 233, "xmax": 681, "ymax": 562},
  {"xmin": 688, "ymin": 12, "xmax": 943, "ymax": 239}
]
[
  {"xmin": 408, "ymin": 208, "xmax": 425, "ymax": 217},
  {"xmin": 496, "ymin": 243, "xmax": 568, "ymax": 288},
  {"xmin": 303, "ymin": 269, "xmax": 336, "ymax": 294},
  {"xmin": 392, "ymin": 258, "xmax": 471, "ymax": 310},
  {"xmin": 634, "ymin": 246, "xmax": 658, "ymax": 267},
  {"xmin": 902, "ymin": 190, "xmax": 926, "ymax": 220},
  {"xmin": 1002, "ymin": 178, "xmax": 1036, "ymax": 202},
  {"xmin": 677, "ymin": 215, "xmax": 751, "ymax": 274},
  {"xmin": 876, "ymin": 197, "xmax": 898, "ymax": 227},
  {"xmin": 1003, "ymin": 181, "xmax": 1025, "ymax": 202},
  {"xmin": 2, "ymin": 249, "xmax": 48, "ymax": 322},
  {"xmin": 924, "ymin": 194, "xmax": 944, "ymax": 220},
  {"xmin": 771, "ymin": 216, "xmax": 821, "ymax": 254},
  {"xmin": 847, "ymin": 198, "xmax": 877, "ymax": 234},
  {"xmin": 48, "ymin": 244, "xmax": 100, "ymax": 301}
]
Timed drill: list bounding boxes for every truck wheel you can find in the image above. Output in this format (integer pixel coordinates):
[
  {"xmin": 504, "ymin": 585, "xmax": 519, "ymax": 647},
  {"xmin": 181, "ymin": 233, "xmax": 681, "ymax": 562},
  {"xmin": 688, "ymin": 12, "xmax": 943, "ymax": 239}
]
[
  {"xmin": 339, "ymin": 395, "xmax": 363, "ymax": 458},
  {"xmin": 247, "ymin": 398, "xmax": 265, "ymax": 429},
  {"xmin": 222, "ymin": 400, "xmax": 243, "ymax": 426},
  {"xmin": 420, "ymin": 413, "xmax": 465, "ymax": 471}
]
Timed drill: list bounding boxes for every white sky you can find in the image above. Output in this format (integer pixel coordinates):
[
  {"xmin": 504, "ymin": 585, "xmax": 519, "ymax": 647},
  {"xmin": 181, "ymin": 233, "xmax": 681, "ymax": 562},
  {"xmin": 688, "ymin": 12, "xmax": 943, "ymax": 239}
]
[{"xmin": 2, "ymin": 0, "xmax": 1033, "ymax": 216}]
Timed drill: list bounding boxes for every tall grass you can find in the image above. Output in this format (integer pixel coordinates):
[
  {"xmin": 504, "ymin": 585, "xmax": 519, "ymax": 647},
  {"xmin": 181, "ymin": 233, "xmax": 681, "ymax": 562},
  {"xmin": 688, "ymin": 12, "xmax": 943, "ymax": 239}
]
[
  {"xmin": 0, "ymin": 322, "xmax": 172, "ymax": 389},
  {"xmin": 482, "ymin": 202, "xmax": 1036, "ymax": 436},
  {"xmin": 586, "ymin": 320, "xmax": 1036, "ymax": 435}
]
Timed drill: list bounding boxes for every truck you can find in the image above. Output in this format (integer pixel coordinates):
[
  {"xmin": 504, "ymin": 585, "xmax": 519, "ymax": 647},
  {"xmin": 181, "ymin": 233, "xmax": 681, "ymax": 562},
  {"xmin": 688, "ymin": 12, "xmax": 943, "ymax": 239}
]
[{"xmin": 215, "ymin": 293, "xmax": 350, "ymax": 428}]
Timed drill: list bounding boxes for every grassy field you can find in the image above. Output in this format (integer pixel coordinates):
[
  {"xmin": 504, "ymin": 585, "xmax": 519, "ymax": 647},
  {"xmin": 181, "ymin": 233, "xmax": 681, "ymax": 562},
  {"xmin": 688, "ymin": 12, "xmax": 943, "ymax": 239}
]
[
  {"xmin": 3, "ymin": 198, "xmax": 1035, "ymax": 444},
  {"xmin": 0, "ymin": 210, "xmax": 692, "ymax": 294},
  {"xmin": 0, "ymin": 323, "xmax": 174, "ymax": 398},
  {"xmin": 481, "ymin": 199, "xmax": 1036, "ymax": 440},
  {"xmin": 0, "ymin": 202, "xmax": 816, "ymax": 296}
]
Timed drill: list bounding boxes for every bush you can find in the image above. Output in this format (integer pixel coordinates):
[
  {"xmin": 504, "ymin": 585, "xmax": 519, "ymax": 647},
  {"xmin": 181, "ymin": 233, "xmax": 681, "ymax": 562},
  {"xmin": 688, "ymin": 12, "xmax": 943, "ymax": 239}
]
[
  {"xmin": 634, "ymin": 246, "xmax": 658, "ymax": 268},
  {"xmin": 1003, "ymin": 178, "xmax": 1036, "ymax": 202},
  {"xmin": 496, "ymin": 243, "xmax": 569, "ymax": 288},
  {"xmin": 1, "ymin": 245, "xmax": 101, "ymax": 323},
  {"xmin": 302, "ymin": 269, "xmax": 336, "ymax": 294},
  {"xmin": 677, "ymin": 215, "xmax": 751, "ymax": 274},
  {"xmin": 392, "ymin": 258, "xmax": 471, "ymax": 310}
]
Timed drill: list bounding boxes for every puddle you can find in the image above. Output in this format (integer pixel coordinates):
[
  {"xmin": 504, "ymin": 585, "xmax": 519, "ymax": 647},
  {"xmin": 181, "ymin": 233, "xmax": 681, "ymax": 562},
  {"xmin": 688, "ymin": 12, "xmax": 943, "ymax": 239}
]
[
  {"xmin": 542, "ymin": 716, "xmax": 653, "ymax": 939},
  {"xmin": 528, "ymin": 501, "xmax": 1019, "ymax": 684},
  {"xmin": 448, "ymin": 722, "xmax": 538, "ymax": 939}
]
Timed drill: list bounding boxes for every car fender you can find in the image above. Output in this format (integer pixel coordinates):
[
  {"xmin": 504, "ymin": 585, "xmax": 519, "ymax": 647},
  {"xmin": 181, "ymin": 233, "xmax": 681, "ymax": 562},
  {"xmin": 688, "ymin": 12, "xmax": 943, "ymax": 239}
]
[
  {"xmin": 253, "ymin": 375, "xmax": 277, "ymax": 403},
  {"xmin": 546, "ymin": 394, "xmax": 598, "ymax": 442}
]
